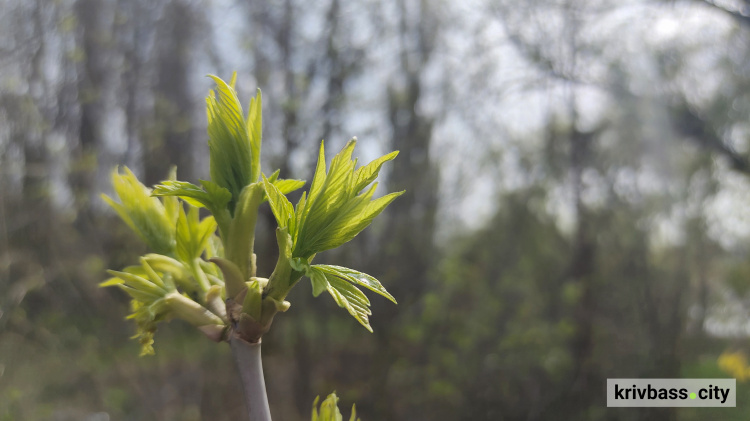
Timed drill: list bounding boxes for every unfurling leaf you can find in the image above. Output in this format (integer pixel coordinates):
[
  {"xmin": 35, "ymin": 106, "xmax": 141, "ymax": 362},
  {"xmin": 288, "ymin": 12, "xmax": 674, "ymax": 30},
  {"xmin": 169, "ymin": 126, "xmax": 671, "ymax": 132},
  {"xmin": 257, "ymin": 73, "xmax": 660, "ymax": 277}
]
[
  {"xmin": 152, "ymin": 180, "xmax": 231, "ymax": 215},
  {"xmin": 291, "ymin": 139, "xmax": 403, "ymax": 259},
  {"xmin": 103, "ymin": 74, "xmax": 401, "ymax": 357},
  {"xmin": 305, "ymin": 265, "xmax": 395, "ymax": 331},
  {"xmin": 308, "ymin": 267, "xmax": 329, "ymax": 297},
  {"xmin": 206, "ymin": 76, "xmax": 262, "ymax": 212},
  {"xmin": 262, "ymin": 169, "xmax": 306, "ymax": 202},
  {"xmin": 273, "ymin": 178, "xmax": 306, "ymax": 195},
  {"xmin": 175, "ymin": 205, "xmax": 217, "ymax": 263},
  {"xmin": 262, "ymin": 174, "xmax": 295, "ymax": 229},
  {"xmin": 326, "ymin": 276, "xmax": 373, "ymax": 332},
  {"xmin": 209, "ymin": 257, "xmax": 246, "ymax": 300},
  {"xmin": 313, "ymin": 265, "xmax": 396, "ymax": 304},
  {"xmin": 311, "ymin": 392, "xmax": 360, "ymax": 421},
  {"xmin": 102, "ymin": 167, "xmax": 175, "ymax": 255}
]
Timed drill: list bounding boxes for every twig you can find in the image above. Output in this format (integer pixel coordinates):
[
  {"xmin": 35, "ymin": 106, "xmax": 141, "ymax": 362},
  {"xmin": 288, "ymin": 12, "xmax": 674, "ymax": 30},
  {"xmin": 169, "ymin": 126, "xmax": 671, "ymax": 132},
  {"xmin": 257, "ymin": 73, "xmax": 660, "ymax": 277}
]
[{"xmin": 230, "ymin": 335, "xmax": 272, "ymax": 421}]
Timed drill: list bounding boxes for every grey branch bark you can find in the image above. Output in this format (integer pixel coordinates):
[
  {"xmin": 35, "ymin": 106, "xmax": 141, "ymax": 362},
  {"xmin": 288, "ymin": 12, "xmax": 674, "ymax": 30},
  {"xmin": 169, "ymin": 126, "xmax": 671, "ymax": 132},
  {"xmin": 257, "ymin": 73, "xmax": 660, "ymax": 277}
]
[{"xmin": 230, "ymin": 336, "xmax": 272, "ymax": 421}]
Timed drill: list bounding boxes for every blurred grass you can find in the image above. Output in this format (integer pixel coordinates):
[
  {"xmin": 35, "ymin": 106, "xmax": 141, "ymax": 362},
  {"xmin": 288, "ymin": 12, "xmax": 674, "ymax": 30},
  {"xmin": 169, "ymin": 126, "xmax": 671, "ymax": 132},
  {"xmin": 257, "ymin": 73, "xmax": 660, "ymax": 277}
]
[{"xmin": 677, "ymin": 356, "xmax": 747, "ymax": 421}]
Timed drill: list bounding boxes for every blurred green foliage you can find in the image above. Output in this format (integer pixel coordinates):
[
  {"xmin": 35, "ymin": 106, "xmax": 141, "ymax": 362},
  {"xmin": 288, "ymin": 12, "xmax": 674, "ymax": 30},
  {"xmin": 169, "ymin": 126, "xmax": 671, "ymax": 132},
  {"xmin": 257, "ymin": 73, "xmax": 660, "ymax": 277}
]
[{"xmin": 4, "ymin": 0, "xmax": 750, "ymax": 420}]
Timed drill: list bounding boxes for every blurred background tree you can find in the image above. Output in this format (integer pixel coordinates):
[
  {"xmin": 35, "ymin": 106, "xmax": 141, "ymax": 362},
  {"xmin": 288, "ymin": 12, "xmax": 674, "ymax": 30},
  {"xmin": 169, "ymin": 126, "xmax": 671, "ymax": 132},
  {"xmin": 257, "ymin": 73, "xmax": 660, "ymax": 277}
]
[{"xmin": 4, "ymin": 0, "xmax": 750, "ymax": 420}]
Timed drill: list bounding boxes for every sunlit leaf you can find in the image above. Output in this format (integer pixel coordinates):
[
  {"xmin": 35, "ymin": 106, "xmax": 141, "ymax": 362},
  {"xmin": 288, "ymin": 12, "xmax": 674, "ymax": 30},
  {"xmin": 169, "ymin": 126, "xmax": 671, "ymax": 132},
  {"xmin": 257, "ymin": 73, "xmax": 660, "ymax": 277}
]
[
  {"xmin": 206, "ymin": 75, "xmax": 261, "ymax": 212},
  {"xmin": 152, "ymin": 180, "xmax": 232, "ymax": 214},
  {"xmin": 312, "ymin": 264, "xmax": 396, "ymax": 304},
  {"xmin": 274, "ymin": 178, "xmax": 306, "ymax": 195},
  {"xmin": 313, "ymin": 189, "xmax": 404, "ymax": 252},
  {"xmin": 326, "ymin": 274, "xmax": 372, "ymax": 332},
  {"xmin": 312, "ymin": 392, "xmax": 345, "ymax": 421},
  {"xmin": 102, "ymin": 167, "xmax": 175, "ymax": 255},
  {"xmin": 292, "ymin": 139, "xmax": 402, "ymax": 258},
  {"xmin": 105, "ymin": 269, "xmax": 165, "ymax": 297},
  {"xmin": 307, "ymin": 266, "xmax": 329, "ymax": 297},
  {"xmin": 305, "ymin": 141, "xmax": 328, "ymax": 215},
  {"xmin": 262, "ymin": 174, "xmax": 295, "ymax": 229},
  {"xmin": 175, "ymin": 204, "xmax": 217, "ymax": 263},
  {"xmin": 352, "ymin": 150, "xmax": 398, "ymax": 194},
  {"xmin": 127, "ymin": 298, "xmax": 170, "ymax": 356},
  {"xmin": 247, "ymin": 88, "xmax": 262, "ymax": 182}
]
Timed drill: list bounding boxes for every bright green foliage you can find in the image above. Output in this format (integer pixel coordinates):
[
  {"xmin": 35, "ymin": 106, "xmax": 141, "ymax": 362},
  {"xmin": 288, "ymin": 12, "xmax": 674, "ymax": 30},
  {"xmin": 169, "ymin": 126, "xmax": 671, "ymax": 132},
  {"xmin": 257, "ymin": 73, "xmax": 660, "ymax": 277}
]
[
  {"xmin": 261, "ymin": 140, "xmax": 401, "ymax": 331},
  {"xmin": 101, "ymin": 205, "xmax": 226, "ymax": 355},
  {"xmin": 266, "ymin": 139, "xmax": 402, "ymax": 260},
  {"xmin": 206, "ymin": 74, "xmax": 262, "ymax": 213},
  {"xmin": 311, "ymin": 392, "xmax": 360, "ymax": 421},
  {"xmin": 175, "ymin": 206, "xmax": 217, "ymax": 264},
  {"xmin": 313, "ymin": 265, "xmax": 396, "ymax": 303},
  {"xmin": 103, "ymin": 167, "xmax": 230, "ymax": 354},
  {"xmin": 152, "ymin": 180, "xmax": 231, "ymax": 215},
  {"xmin": 103, "ymin": 74, "xmax": 401, "ymax": 355},
  {"xmin": 264, "ymin": 169, "xmax": 306, "ymax": 199},
  {"xmin": 102, "ymin": 256, "xmax": 223, "ymax": 356},
  {"xmin": 153, "ymin": 176, "xmax": 304, "ymax": 245},
  {"xmin": 101, "ymin": 167, "xmax": 176, "ymax": 256},
  {"xmin": 271, "ymin": 139, "xmax": 402, "ymax": 330},
  {"xmin": 306, "ymin": 265, "xmax": 396, "ymax": 332}
]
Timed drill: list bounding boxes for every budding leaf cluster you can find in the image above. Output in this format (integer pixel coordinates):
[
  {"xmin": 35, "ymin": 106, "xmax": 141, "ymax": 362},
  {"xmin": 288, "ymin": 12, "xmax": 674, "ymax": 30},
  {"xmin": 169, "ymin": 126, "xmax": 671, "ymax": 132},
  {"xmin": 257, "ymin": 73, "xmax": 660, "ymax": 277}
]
[
  {"xmin": 102, "ymin": 74, "xmax": 401, "ymax": 354},
  {"xmin": 311, "ymin": 392, "xmax": 360, "ymax": 421}
]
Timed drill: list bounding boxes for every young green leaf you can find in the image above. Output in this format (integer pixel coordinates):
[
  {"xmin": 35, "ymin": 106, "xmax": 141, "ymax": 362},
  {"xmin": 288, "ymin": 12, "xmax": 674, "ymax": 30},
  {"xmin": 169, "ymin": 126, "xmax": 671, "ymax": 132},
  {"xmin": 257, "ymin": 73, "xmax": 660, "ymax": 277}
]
[
  {"xmin": 162, "ymin": 166, "xmax": 180, "ymax": 228},
  {"xmin": 273, "ymin": 178, "xmax": 306, "ymax": 196},
  {"xmin": 152, "ymin": 180, "xmax": 231, "ymax": 212},
  {"xmin": 206, "ymin": 75, "xmax": 262, "ymax": 212},
  {"xmin": 292, "ymin": 139, "xmax": 403, "ymax": 258},
  {"xmin": 141, "ymin": 254, "xmax": 194, "ymax": 291},
  {"xmin": 352, "ymin": 150, "xmax": 398, "ymax": 194},
  {"xmin": 247, "ymin": 88, "xmax": 262, "ymax": 181},
  {"xmin": 317, "ymin": 189, "xmax": 404, "ymax": 253},
  {"xmin": 259, "ymin": 170, "xmax": 305, "ymax": 203},
  {"xmin": 307, "ymin": 266, "xmax": 329, "ymax": 297},
  {"xmin": 301, "ymin": 184, "xmax": 375, "ymax": 253},
  {"xmin": 311, "ymin": 392, "xmax": 360, "ymax": 421},
  {"xmin": 105, "ymin": 270, "xmax": 166, "ymax": 298},
  {"xmin": 127, "ymin": 299, "xmax": 170, "ymax": 356},
  {"xmin": 312, "ymin": 265, "xmax": 396, "ymax": 304},
  {"xmin": 175, "ymin": 205, "xmax": 218, "ymax": 264},
  {"xmin": 262, "ymin": 174, "xmax": 295, "ymax": 229},
  {"xmin": 326, "ymin": 275, "xmax": 373, "ymax": 332},
  {"xmin": 102, "ymin": 167, "xmax": 175, "ymax": 255},
  {"xmin": 312, "ymin": 392, "xmax": 343, "ymax": 421}
]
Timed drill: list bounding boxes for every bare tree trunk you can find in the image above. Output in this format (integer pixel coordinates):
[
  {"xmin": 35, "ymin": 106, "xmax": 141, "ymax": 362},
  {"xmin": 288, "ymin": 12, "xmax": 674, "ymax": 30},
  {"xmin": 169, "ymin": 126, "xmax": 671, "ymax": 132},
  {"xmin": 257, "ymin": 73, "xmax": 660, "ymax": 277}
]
[
  {"xmin": 72, "ymin": 0, "xmax": 107, "ymax": 218},
  {"xmin": 366, "ymin": 1, "xmax": 439, "ymax": 419},
  {"xmin": 146, "ymin": 0, "xmax": 197, "ymax": 185}
]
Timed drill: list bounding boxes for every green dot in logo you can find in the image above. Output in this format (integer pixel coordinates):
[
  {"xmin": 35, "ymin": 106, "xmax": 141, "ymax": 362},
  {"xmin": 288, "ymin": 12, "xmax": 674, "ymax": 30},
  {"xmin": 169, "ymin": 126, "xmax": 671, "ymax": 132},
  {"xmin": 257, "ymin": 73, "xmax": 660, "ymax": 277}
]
[{"xmin": 690, "ymin": 392, "xmax": 696, "ymax": 400}]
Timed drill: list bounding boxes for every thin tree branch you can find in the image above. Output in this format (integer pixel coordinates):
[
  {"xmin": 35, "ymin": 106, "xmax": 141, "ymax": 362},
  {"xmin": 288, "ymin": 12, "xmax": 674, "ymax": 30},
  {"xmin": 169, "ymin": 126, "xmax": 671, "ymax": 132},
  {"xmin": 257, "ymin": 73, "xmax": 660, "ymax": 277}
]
[
  {"xmin": 669, "ymin": 102, "xmax": 750, "ymax": 175},
  {"xmin": 695, "ymin": 0, "xmax": 750, "ymax": 28},
  {"xmin": 230, "ymin": 335, "xmax": 272, "ymax": 421}
]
